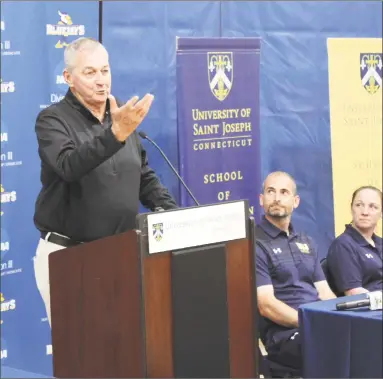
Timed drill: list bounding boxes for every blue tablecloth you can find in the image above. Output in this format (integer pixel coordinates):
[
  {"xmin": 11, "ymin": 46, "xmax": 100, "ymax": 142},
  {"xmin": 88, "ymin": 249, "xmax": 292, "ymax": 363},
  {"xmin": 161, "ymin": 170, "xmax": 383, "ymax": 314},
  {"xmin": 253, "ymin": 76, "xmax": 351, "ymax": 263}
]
[{"xmin": 299, "ymin": 294, "xmax": 382, "ymax": 378}]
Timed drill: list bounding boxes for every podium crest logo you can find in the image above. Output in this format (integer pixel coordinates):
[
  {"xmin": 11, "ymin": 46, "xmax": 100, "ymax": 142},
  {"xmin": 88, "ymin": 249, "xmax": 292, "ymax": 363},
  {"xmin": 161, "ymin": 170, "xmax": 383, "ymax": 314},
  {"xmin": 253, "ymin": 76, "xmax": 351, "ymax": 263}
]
[
  {"xmin": 207, "ymin": 52, "xmax": 233, "ymax": 101},
  {"xmin": 152, "ymin": 223, "xmax": 164, "ymax": 242},
  {"xmin": 360, "ymin": 53, "xmax": 382, "ymax": 95}
]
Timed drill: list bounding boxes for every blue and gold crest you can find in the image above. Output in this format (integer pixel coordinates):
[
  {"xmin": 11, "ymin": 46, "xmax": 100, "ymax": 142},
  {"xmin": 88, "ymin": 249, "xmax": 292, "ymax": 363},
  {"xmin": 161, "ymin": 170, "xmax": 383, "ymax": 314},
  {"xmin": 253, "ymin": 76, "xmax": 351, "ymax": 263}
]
[
  {"xmin": 360, "ymin": 53, "xmax": 382, "ymax": 95},
  {"xmin": 207, "ymin": 52, "xmax": 233, "ymax": 101},
  {"xmin": 296, "ymin": 242, "xmax": 310, "ymax": 254},
  {"xmin": 152, "ymin": 223, "xmax": 164, "ymax": 242}
]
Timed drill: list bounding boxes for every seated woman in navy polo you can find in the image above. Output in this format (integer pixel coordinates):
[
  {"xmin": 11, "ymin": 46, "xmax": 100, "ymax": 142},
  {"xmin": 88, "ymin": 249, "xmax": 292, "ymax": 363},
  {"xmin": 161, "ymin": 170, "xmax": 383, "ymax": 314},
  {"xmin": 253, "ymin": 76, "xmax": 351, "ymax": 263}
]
[{"xmin": 327, "ymin": 186, "xmax": 382, "ymax": 295}]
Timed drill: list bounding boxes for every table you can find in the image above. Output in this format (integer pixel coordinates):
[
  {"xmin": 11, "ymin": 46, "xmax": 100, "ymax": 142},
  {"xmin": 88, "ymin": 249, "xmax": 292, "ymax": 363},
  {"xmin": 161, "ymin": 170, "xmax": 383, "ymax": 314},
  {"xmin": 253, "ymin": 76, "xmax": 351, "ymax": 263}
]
[{"xmin": 299, "ymin": 294, "xmax": 382, "ymax": 378}]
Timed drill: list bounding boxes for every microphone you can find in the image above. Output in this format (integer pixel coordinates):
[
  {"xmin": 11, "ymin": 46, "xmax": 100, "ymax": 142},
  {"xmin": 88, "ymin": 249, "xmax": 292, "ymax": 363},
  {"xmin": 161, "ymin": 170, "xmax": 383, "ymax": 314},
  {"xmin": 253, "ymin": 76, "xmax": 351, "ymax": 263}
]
[
  {"xmin": 138, "ymin": 131, "xmax": 200, "ymax": 206},
  {"xmin": 336, "ymin": 291, "xmax": 382, "ymax": 311}
]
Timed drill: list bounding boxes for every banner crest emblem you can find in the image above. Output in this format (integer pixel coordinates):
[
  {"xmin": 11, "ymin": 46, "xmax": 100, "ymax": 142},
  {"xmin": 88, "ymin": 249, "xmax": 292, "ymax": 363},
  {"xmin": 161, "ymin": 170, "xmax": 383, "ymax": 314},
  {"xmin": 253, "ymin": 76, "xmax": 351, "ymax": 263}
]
[
  {"xmin": 207, "ymin": 52, "xmax": 233, "ymax": 101},
  {"xmin": 360, "ymin": 53, "xmax": 382, "ymax": 94}
]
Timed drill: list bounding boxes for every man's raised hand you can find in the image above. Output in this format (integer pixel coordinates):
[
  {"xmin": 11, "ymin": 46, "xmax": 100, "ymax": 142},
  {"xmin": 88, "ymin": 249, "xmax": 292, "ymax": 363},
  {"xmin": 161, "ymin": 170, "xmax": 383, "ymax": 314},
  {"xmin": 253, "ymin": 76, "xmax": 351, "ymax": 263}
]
[{"xmin": 109, "ymin": 93, "xmax": 154, "ymax": 142}]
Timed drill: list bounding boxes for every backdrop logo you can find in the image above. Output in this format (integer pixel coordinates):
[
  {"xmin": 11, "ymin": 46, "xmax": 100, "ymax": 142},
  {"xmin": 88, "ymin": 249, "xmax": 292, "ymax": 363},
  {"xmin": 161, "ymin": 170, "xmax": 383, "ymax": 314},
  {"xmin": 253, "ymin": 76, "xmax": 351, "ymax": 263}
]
[
  {"xmin": 0, "ymin": 123, "xmax": 23, "ymax": 167},
  {"xmin": 152, "ymin": 223, "xmax": 164, "ymax": 241},
  {"xmin": 0, "ymin": 79, "xmax": 15, "ymax": 93},
  {"xmin": 1, "ymin": 40, "xmax": 21, "ymax": 56},
  {"xmin": 360, "ymin": 53, "xmax": 382, "ymax": 94},
  {"xmin": 54, "ymin": 61, "xmax": 67, "ymax": 87},
  {"xmin": 208, "ymin": 52, "xmax": 233, "ymax": 101},
  {"xmin": 1, "ymin": 239, "xmax": 9, "ymax": 253},
  {"xmin": 51, "ymin": 93, "xmax": 65, "ymax": 103},
  {"xmin": 0, "ymin": 338, "xmax": 7, "ymax": 359},
  {"xmin": 1, "ymin": 151, "xmax": 22, "ymax": 168},
  {"xmin": 1, "ymin": 212, "xmax": 10, "ymax": 256},
  {"xmin": 1, "ymin": 293, "xmax": 16, "ymax": 315},
  {"xmin": 0, "ymin": 184, "xmax": 17, "ymax": 203},
  {"xmin": 1, "ymin": 292, "xmax": 16, "ymax": 325},
  {"xmin": 0, "ymin": 20, "xmax": 21, "ymax": 56},
  {"xmin": 1, "ymin": 133, "xmax": 7, "ymax": 143},
  {"xmin": 0, "ymin": 222, "xmax": 19, "ymax": 277},
  {"xmin": 56, "ymin": 75, "xmax": 66, "ymax": 84},
  {"xmin": 0, "ymin": 260, "xmax": 16, "ymax": 276},
  {"xmin": 46, "ymin": 11, "xmax": 85, "ymax": 48},
  {"xmin": 46, "ymin": 344, "xmax": 52, "ymax": 355},
  {"xmin": 39, "ymin": 92, "xmax": 65, "ymax": 109},
  {"xmin": 1, "ymin": 121, "xmax": 8, "ymax": 145}
]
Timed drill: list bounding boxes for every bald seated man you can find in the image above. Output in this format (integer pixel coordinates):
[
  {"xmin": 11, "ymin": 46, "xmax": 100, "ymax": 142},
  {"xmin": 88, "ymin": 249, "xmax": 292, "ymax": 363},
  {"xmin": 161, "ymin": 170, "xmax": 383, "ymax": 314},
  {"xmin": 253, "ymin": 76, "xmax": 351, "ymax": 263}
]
[{"xmin": 255, "ymin": 171, "xmax": 335, "ymax": 376}]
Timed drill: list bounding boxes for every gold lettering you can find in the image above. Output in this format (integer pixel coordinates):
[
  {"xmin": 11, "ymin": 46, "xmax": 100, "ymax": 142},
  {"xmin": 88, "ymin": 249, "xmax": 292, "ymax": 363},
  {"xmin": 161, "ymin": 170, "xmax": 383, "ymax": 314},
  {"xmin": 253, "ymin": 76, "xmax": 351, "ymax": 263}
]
[
  {"xmin": 203, "ymin": 171, "xmax": 243, "ymax": 184},
  {"xmin": 193, "ymin": 123, "xmax": 220, "ymax": 136},
  {"xmin": 193, "ymin": 138, "xmax": 252, "ymax": 151},
  {"xmin": 218, "ymin": 191, "xmax": 231, "ymax": 201},
  {"xmin": 222, "ymin": 122, "xmax": 252, "ymax": 136},
  {"xmin": 191, "ymin": 108, "xmax": 240, "ymax": 121}
]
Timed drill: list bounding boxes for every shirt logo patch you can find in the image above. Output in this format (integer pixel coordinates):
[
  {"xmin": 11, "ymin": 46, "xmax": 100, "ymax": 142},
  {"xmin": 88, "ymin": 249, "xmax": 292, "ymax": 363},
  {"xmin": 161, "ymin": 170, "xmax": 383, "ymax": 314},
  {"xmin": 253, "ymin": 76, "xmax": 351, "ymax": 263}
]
[
  {"xmin": 365, "ymin": 253, "xmax": 374, "ymax": 259},
  {"xmin": 272, "ymin": 248, "xmax": 282, "ymax": 254},
  {"xmin": 296, "ymin": 242, "xmax": 310, "ymax": 254}
]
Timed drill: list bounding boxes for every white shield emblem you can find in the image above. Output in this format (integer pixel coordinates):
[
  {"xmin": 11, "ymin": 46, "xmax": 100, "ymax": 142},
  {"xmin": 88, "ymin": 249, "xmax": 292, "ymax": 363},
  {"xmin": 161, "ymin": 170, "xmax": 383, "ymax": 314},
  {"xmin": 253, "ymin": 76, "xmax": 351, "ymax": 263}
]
[
  {"xmin": 208, "ymin": 52, "xmax": 233, "ymax": 101},
  {"xmin": 152, "ymin": 223, "xmax": 164, "ymax": 242},
  {"xmin": 360, "ymin": 53, "xmax": 382, "ymax": 94}
]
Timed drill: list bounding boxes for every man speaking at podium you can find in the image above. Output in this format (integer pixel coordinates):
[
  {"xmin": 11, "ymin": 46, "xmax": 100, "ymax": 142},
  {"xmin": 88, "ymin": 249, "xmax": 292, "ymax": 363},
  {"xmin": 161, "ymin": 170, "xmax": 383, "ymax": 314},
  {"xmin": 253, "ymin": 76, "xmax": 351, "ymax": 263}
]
[{"xmin": 33, "ymin": 37, "xmax": 177, "ymax": 325}]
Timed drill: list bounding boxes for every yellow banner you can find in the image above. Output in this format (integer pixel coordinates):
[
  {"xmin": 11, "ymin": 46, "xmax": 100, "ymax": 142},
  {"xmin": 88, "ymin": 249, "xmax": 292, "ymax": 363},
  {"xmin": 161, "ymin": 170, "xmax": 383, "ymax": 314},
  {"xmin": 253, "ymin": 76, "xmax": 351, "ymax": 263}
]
[{"xmin": 327, "ymin": 38, "xmax": 382, "ymax": 237}]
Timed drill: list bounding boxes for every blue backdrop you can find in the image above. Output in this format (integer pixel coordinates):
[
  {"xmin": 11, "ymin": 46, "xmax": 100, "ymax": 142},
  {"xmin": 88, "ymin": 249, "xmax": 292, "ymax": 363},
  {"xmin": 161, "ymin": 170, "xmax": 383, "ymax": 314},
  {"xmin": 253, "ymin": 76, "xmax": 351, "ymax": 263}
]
[
  {"xmin": 1, "ymin": 1, "xmax": 98, "ymax": 375},
  {"xmin": 1, "ymin": 1, "xmax": 382, "ymax": 376}
]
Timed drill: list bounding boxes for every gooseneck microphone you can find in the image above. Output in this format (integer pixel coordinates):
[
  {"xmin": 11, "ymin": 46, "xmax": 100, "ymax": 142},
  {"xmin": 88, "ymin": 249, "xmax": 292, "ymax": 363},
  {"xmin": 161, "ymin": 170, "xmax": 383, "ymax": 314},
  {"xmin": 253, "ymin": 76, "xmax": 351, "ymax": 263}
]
[{"xmin": 138, "ymin": 131, "xmax": 200, "ymax": 206}]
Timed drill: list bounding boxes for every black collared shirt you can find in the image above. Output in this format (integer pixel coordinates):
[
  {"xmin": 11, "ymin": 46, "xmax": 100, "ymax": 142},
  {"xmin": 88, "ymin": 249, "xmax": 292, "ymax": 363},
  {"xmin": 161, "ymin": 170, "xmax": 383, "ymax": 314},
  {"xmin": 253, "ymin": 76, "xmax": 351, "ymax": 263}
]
[
  {"xmin": 34, "ymin": 89, "xmax": 177, "ymax": 242},
  {"xmin": 327, "ymin": 224, "xmax": 382, "ymax": 293}
]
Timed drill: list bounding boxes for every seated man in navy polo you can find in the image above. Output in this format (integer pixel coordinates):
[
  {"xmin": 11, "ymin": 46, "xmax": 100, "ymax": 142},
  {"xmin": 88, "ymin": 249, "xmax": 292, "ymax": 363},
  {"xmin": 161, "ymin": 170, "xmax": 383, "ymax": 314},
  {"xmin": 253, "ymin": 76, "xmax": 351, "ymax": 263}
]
[
  {"xmin": 327, "ymin": 185, "xmax": 382, "ymax": 295},
  {"xmin": 255, "ymin": 171, "xmax": 335, "ymax": 375}
]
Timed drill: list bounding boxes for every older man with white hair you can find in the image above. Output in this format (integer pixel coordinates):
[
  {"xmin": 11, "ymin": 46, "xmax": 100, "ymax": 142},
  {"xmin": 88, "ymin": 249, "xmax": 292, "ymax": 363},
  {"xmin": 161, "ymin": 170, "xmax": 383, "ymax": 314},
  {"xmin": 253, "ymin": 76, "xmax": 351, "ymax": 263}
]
[{"xmin": 33, "ymin": 37, "xmax": 177, "ymax": 325}]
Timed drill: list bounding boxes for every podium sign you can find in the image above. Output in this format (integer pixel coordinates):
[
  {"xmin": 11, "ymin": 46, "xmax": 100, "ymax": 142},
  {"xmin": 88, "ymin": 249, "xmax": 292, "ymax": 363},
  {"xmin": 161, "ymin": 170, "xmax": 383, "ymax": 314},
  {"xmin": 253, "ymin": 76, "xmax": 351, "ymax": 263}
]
[{"xmin": 147, "ymin": 200, "xmax": 247, "ymax": 254}]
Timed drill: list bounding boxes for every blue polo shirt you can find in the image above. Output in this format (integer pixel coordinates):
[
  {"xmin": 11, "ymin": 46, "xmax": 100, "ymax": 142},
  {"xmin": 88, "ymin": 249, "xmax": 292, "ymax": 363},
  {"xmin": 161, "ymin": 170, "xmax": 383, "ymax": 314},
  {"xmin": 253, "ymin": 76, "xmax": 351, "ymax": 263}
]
[
  {"xmin": 327, "ymin": 224, "xmax": 383, "ymax": 294},
  {"xmin": 255, "ymin": 216, "xmax": 325, "ymax": 342}
]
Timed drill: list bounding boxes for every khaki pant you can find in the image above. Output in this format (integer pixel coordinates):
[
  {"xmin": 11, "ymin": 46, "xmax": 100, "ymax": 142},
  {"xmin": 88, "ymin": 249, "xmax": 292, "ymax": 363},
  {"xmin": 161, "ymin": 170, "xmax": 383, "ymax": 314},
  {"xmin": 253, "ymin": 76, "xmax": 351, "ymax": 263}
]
[{"xmin": 33, "ymin": 234, "xmax": 66, "ymax": 326}]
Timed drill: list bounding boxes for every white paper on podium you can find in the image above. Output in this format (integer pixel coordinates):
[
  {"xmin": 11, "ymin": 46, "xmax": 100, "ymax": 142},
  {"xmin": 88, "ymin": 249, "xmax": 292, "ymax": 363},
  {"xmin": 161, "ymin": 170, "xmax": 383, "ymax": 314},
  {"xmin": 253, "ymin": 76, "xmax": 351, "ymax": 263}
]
[{"xmin": 147, "ymin": 201, "xmax": 247, "ymax": 254}]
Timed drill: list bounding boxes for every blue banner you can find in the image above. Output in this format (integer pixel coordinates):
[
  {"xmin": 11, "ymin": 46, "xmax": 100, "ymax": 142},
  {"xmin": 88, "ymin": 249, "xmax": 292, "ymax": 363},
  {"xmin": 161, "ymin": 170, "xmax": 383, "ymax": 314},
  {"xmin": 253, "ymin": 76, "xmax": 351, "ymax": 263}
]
[
  {"xmin": 176, "ymin": 38, "xmax": 261, "ymax": 220},
  {"xmin": 1, "ymin": 1, "xmax": 98, "ymax": 375}
]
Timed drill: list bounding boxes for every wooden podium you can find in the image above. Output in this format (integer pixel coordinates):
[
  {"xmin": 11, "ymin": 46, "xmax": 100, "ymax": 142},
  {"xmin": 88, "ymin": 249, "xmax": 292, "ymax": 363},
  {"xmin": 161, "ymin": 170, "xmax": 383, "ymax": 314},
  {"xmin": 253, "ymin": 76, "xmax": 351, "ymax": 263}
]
[{"xmin": 49, "ymin": 200, "xmax": 259, "ymax": 378}]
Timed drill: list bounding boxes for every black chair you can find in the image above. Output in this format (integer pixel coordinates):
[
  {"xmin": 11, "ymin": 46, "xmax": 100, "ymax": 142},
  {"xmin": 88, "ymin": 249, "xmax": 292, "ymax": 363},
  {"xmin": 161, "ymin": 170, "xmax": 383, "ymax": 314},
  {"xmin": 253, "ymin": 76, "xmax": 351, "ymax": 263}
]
[
  {"xmin": 320, "ymin": 257, "xmax": 341, "ymax": 297},
  {"xmin": 258, "ymin": 340, "xmax": 301, "ymax": 378},
  {"xmin": 257, "ymin": 321, "xmax": 301, "ymax": 378}
]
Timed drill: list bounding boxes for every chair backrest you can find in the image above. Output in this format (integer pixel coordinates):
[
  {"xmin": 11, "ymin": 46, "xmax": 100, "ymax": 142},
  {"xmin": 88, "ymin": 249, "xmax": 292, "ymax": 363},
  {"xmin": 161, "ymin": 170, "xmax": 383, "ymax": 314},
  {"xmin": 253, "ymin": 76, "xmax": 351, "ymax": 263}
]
[{"xmin": 320, "ymin": 257, "xmax": 341, "ymax": 296}]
